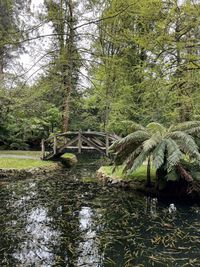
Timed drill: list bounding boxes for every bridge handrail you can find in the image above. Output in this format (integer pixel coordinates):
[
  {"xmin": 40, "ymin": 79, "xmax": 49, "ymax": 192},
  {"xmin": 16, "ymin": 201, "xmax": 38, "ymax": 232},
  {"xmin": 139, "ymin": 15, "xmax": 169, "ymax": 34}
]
[
  {"xmin": 43, "ymin": 131, "xmax": 120, "ymax": 143},
  {"xmin": 41, "ymin": 131, "xmax": 121, "ymax": 159}
]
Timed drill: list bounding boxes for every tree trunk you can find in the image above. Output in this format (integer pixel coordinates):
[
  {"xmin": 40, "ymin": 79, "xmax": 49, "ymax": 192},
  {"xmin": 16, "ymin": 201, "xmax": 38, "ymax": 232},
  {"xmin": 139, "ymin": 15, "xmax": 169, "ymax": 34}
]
[
  {"xmin": 146, "ymin": 156, "xmax": 151, "ymax": 186},
  {"xmin": 63, "ymin": 0, "xmax": 74, "ymax": 132},
  {"xmin": 0, "ymin": 48, "xmax": 4, "ymax": 82}
]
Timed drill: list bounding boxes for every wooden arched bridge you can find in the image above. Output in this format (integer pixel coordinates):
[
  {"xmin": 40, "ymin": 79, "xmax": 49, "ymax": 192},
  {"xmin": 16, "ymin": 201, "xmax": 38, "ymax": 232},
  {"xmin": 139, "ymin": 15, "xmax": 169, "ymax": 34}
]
[{"xmin": 41, "ymin": 131, "xmax": 120, "ymax": 160}]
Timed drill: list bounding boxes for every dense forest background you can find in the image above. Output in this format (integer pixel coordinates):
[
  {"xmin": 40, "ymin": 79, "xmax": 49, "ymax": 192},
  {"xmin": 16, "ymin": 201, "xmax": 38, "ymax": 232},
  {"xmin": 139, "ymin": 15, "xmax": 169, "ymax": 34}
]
[{"xmin": 0, "ymin": 0, "xmax": 200, "ymax": 149}]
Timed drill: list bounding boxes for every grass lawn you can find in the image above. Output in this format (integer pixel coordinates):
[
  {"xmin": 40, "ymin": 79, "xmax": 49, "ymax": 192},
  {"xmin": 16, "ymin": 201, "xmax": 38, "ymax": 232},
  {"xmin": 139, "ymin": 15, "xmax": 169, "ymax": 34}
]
[
  {"xmin": 0, "ymin": 150, "xmax": 75, "ymax": 158},
  {"xmin": 0, "ymin": 158, "xmax": 53, "ymax": 169},
  {"xmin": 0, "ymin": 150, "xmax": 75, "ymax": 169},
  {"xmin": 100, "ymin": 165, "xmax": 156, "ymax": 182},
  {"xmin": 0, "ymin": 150, "xmax": 41, "ymax": 158}
]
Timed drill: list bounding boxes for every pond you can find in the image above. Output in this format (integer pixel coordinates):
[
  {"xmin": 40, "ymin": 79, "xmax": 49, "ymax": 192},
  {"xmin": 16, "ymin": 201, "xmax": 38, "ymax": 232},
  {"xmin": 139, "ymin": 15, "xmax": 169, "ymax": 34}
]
[{"xmin": 0, "ymin": 156, "xmax": 200, "ymax": 267}]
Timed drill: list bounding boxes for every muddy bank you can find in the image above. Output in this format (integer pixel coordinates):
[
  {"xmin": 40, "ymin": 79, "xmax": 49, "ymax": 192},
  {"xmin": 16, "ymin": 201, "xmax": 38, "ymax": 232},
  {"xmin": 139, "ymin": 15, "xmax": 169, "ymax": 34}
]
[
  {"xmin": 0, "ymin": 163, "xmax": 63, "ymax": 180},
  {"xmin": 0, "ymin": 156, "xmax": 77, "ymax": 180},
  {"xmin": 96, "ymin": 167, "xmax": 145, "ymax": 190}
]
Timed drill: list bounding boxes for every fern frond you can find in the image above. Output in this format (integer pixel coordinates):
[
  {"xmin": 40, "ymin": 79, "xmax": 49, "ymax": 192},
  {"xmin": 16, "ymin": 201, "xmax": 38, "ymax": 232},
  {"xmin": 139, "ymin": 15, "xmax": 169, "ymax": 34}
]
[
  {"xmin": 143, "ymin": 134, "xmax": 161, "ymax": 152},
  {"xmin": 123, "ymin": 145, "xmax": 143, "ymax": 172},
  {"xmin": 152, "ymin": 139, "xmax": 166, "ymax": 170},
  {"xmin": 114, "ymin": 143, "xmax": 138, "ymax": 165},
  {"xmin": 170, "ymin": 121, "xmax": 200, "ymax": 132},
  {"xmin": 127, "ymin": 150, "xmax": 149, "ymax": 174},
  {"xmin": 109, "ymin": 139, "xmax": 121, "ymax": 153},
  {"xmin": 109, "ymin": 130, "xmax": 150, "ymax": 153},
  {"xmin": 165, "ymin": 138, "xmax": 183, "ymax": 171},
  {"xmin": 146, "ymin": 122, "xmax": 166, "ymax": 135},
  {"xmin": 169, "ymin": 131, "xmax": 199, "ymax": 158},
  {"xmin": 185, "ymin": 126, "xmax": 200, "ymax": 137},
  {"xmin": 129, "ymin": 122, "xmax": 146, "ymax": 132}
]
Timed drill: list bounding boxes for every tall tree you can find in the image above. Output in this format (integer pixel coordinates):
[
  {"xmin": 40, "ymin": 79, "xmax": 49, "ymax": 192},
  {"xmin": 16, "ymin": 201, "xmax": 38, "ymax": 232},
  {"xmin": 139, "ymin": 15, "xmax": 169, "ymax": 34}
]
[
  {"xmin": 44, "ymin": 0, "xmax": 81, "ymax": 132},
  {"xmin": 0, "ymin": 0, "xmax": 30, "ymax": 82}
]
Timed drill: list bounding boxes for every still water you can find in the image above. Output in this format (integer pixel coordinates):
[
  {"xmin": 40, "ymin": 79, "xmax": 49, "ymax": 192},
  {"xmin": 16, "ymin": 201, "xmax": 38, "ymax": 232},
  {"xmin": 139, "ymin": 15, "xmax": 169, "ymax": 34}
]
[{"xmin": 0, "ymin": 157, "xmax": 200, "ymax": 267}]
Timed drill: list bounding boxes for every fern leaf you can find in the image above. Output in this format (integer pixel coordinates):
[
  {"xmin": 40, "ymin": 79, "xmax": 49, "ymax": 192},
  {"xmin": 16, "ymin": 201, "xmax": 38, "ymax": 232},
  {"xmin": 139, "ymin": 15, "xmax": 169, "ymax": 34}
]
[
  {"xmin": 185, "ymin": 126, "xmax": 200, "ymax": 137},
  {"xmin": 165, "ymin": 138, "xmax": 183, "ymax": 171},
  {"xmin": 152, "ymin": 139, "xmax": 166, "ymax": 170},
  {"xmin": 169, "ymin": 131, "xmax": 199, "ymax": 158},
  {"xmin": 143, "ymin": 134, "xmax": 161, "ymax": 152},
  {"xmin": 170, "ymin": 121, "xmax": 200, "ymax": 132},
  {"xmin": 146, "ymin": 122, "xmax": 166, "ymax": 135},
  {"xmin": 109, "ymin": 130, "xmax": 150, "ymax": 153},
  {"xmin": 123, "ymin": 145, "xmax": 143, "ymax": 172},
  {"xmin": 127, "ymin": 150, "xmax": 149, "ymax": 174}
]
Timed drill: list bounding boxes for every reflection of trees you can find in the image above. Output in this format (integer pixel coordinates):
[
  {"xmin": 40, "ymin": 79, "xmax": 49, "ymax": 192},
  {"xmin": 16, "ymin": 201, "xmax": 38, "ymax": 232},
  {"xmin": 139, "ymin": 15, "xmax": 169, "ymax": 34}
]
[
  {"xmin": 35, "ymin": 177, "xmax": 80, "ymax": 266},
  {"xmin": 0, "ymin": 182, "xmax": 17, "ymax": 266},
  {"xmin": 2, "ymin": 165, "xmax": 199, "ymax": 267},
  {"xmin": 77, "ymin": 206, "xmax": 103, "ymax": 267},
  {"xmin": 0, "ymin": 181, "xmax": 44, "ymax": 266},
  {"xmin": 36, "ymin": 169, "xmax": 105, "ymax": 267}
]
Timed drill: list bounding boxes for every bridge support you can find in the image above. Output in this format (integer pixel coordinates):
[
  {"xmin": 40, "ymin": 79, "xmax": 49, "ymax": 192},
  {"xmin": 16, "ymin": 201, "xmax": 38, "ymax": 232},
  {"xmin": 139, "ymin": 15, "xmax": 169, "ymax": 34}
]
[
  {"xmin": 41, "ymin": 139, "xmax": 45, "ymax": 159},
  {"xmin": 78, "ymin": 131, "xmax": 82, "ymax": 154}
]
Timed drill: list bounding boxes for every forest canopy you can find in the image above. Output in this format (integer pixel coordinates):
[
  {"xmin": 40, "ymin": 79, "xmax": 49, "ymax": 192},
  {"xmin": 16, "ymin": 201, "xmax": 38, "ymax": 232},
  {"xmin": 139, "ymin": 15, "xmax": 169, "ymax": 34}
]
[{"xmin": 0, "ymin": 0, "xmax": 200, "ymax": 149}]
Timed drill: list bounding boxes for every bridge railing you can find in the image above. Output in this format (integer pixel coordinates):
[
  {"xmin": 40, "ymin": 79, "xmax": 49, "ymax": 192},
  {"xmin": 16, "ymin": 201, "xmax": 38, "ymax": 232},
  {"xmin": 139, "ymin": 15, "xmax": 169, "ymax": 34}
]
[{"xmin": 41, "ymin": 131, "xmax": 120, "ymax": 160}]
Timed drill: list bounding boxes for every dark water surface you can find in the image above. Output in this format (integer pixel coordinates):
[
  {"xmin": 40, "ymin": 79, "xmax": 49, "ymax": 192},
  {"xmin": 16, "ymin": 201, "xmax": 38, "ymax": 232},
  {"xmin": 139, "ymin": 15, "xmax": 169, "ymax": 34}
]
[{"xmin": 0, "ymin": 157, "xmax": 200, "ymax": 267}]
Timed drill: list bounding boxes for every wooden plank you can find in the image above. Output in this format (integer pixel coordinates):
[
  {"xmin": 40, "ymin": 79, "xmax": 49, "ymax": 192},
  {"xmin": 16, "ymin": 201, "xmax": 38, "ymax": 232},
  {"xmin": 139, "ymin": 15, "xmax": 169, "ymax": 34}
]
[
  {"xmin": 90, "ymin": 137, "xmax": 106, "ymax": 146},
  {"xmin": 55, "ymin": 136, "xmax": 79, "ymax": 155},
  {"xmin": 81, "ymin": 135, "xmax": 106, "ymax": 155},
  {"xmin": 65, "ymin": 136, "xmax": 79, "ymax": 147}
]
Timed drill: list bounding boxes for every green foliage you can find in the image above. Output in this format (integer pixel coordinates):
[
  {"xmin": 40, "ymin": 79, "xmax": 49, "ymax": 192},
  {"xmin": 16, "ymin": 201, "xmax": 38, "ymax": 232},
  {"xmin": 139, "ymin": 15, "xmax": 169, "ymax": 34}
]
[{"xmin": 111, "ymin": 121, "xmax": 200, "ymax": 184}]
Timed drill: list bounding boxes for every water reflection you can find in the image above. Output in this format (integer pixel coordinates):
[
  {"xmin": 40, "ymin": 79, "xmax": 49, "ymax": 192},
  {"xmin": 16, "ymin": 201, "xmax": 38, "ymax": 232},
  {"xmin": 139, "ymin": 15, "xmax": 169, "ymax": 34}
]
[
  {"xmin": 77, "ymin": 207, "xmax": 103, "ymax": 267},
  {"xmin": 13, "ymin": 207, "xmax": 60, "ymax": 267},
  {"xmin": 0, "ymin": 161, "xmax": 200, "ymax": 266}
]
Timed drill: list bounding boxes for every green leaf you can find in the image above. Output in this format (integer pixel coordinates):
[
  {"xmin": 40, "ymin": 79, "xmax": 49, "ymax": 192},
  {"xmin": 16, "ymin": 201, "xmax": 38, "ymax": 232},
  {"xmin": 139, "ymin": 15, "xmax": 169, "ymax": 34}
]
[
  {"xmin": 165, "ymin": 138, "xmax": 183, "ymax": 171},
  {"xmin": 152, "ymin": 139, "xmax": 166, "ymax": 170}
]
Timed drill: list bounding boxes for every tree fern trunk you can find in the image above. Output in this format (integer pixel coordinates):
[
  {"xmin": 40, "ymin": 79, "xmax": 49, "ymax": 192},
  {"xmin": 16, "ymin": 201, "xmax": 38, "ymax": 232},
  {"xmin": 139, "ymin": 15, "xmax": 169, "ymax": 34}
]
[{"xmin": 146, "ymin": 156, "xmax": 151, "ymax": 186}]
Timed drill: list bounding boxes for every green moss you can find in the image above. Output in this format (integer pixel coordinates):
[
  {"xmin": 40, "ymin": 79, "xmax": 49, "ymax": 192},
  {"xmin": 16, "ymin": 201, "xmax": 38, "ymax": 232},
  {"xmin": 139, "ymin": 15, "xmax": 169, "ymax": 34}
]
[
  {"xmin": 61, "ymin": 153, "xmax": 75, "ymax": 159},
  {"xmin": 0, "ymin": 158, "xmax": 53, "ymax": 169},
  {"xmin": 101, "ymin": 165, "xmax": 156, "ymax": 182}
]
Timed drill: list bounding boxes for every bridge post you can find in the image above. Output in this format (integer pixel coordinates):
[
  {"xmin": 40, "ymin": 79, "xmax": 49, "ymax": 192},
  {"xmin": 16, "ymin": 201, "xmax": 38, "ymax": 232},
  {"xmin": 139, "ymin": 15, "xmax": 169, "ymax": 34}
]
[
  {"xmin": 64, "ymin": 137, "xmax": 67, "ymax": 145},
  {"xmin": 41, "ymin": 139, "xmax": 45, "ymax": 159},
  {"xmin": 106, "ymin": 133, "xmax": 109, "ymax": 156},
  {"xmin": 53, "ymin": 136, "xmax": 57, "ymax": 155},
  {"xmin": 78, "ymin": 130, "xmax": 82, "ymax": 154}
]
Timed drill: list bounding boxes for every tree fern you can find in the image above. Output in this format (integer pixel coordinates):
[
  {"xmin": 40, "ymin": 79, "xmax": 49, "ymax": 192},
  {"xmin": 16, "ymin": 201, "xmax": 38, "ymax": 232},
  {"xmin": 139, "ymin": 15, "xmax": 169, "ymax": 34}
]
[
  {"xmin": 110, "ymin": 120, "xmax": 200, "ymax": 184},
  {"xmin": 109, "ymin": 130, "xmax": 150, "ymax": 153},
  {"xmin": 146, "ymin": 122, "xmax": 166, "ymax": 135},
  {"xmin": 152, "ymin": 139, "xmax": 166, "ymax": 169},
  {"xmin": 143, "ymin": 134, "xmax": 161, "ymax": 152},
  {"xmin": 165, "ymin": 138, "xmax": 183, "ymax": 171},
  {"xmin": 169, "ymin": 131, "xmax": 200, "ymax": 158},
  {"xmin": 170, "ymin": 121, "xmax": 200, "ymax": 132},
  {"xmin": 123, "ymin": 145, "xmax": 143, "ymax": 172},
  {"xmin": 185, "ymin": 126, "xmax": 200, "ymax": 137},
  {"xmin": 127, "ymin": 150, "xmax": 150, "ymax": 174}
]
